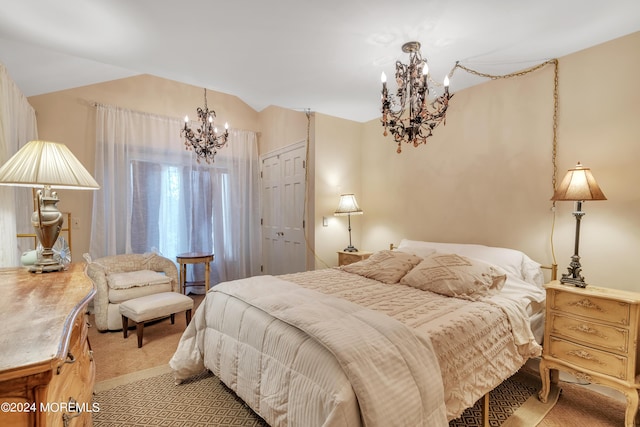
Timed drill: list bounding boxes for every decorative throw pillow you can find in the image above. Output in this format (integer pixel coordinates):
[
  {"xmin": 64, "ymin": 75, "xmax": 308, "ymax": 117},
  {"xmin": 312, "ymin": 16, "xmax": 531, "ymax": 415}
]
[
  {"xmin": 107, "ymin": 270, "xmax": 171, "ymax": 290},
  {"xmin": 400, "ymin": 252, "xmax": 506, "ymax": 300},
  {"xmin": 341, "ymin": 250, "xmax": 422, "ymax": 284}
]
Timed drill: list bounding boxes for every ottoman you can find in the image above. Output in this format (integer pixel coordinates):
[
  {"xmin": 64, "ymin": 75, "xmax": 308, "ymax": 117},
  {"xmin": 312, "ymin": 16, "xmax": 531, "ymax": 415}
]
[{"xmin": 119, "ymin": 292, "xmax": 194, "ymax": 348}]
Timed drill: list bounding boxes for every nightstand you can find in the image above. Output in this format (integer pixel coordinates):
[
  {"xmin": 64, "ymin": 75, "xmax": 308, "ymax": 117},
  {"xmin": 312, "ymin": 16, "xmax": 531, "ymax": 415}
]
[
  {"xmin": 337, "ymin": 250, "xmax": 372, "ymax": 266},
  {"xmin": 539, "ymin": 281, "xmax": 640, "ymax": 427}
]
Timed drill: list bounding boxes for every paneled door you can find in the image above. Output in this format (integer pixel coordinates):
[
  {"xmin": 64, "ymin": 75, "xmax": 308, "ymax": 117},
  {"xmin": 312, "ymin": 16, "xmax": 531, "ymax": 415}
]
[{"xmin": 261, "ymin": 141, "xmax": 307, "ymax": 275}]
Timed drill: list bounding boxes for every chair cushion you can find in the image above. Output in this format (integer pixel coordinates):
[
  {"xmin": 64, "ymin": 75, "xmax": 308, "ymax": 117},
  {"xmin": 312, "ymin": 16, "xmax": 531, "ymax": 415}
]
[
  {"xmin": 119, "ymin": 292, "xmax": 194, "ymax": 323},
  {"xmin": 108, "ymin": 282, "xmax": 172, "ymax": 304},
  {"xmin": 107, "ymin": 270, "xmax": 171, "ymax": 289}
]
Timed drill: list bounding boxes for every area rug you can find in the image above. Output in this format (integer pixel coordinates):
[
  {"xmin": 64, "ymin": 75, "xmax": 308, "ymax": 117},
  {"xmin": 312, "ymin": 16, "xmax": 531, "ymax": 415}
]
[{"xmin": 93, "ymin": 366, "xmax": 559, "ymax": 426}]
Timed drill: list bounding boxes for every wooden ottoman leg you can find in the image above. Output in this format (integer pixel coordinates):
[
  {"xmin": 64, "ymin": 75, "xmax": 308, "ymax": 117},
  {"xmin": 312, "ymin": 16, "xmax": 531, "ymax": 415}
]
[
  {"xmin": 122, "ymin": 315, "xmax": 129, "ymax": 338},
  {"xmin": 186, "ymin": 309, "xmax": 192, "ymax": 326},
  {"xmin": 136, "ymin": 322, "xmax": 144, "ymax": 348},
  {"xmin": 170, "ymin": 313, "xmax": 175, "ymax": 324}
]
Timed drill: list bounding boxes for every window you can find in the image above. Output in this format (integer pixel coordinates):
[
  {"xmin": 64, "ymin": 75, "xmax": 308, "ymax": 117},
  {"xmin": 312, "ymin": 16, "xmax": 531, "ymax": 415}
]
[{"xmin": 130, "ymin": 159, "xmax": 230, "ymax": 263}]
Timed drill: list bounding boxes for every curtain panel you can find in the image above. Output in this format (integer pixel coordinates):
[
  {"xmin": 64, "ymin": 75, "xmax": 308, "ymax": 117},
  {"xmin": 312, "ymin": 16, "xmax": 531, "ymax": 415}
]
[
  {"xmin": 0, "ymin": 64, "xmax": 38, "ymax": 267},
  {"xmin": 91, "ymin": 104, "xmax": 261, "ymax": 285}
]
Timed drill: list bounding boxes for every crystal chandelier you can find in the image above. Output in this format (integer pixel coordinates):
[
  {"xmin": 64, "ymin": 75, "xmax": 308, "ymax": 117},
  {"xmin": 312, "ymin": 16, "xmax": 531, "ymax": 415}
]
[
  {"xmin": 381, "ymin": 41, "xmax": 452, "ymax": 153},
  {"xmin": 181, "ymin": 88, "xmax": 229, "ymax": 163}
]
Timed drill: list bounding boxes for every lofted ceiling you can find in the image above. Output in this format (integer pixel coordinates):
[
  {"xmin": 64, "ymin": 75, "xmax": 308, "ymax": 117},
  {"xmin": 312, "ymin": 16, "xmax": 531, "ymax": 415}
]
[{"xmin": 0, "ymin": 0, "xmax": 638, "ymax": 123}]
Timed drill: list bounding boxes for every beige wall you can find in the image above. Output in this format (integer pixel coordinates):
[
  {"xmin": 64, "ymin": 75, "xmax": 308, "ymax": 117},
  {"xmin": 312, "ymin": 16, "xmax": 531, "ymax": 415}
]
[
  {"xmin": 313, "ymin": 113, "xmax": 363, "ymax": 268},
  {"xmin": 360, "ymin": 32, "xmax": 640, "ymax": 291}
]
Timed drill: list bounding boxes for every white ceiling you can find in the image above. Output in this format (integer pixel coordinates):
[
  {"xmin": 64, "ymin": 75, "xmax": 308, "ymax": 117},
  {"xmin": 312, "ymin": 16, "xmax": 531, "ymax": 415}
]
[{"xmin": 0, "ymin": 0, "xmax": 639, "ymax": 123}]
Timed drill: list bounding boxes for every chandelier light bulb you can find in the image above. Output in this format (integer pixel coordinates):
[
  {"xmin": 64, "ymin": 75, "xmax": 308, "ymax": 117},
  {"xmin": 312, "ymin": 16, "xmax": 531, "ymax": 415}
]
[
  {"xmin": 208, "ymin": 115, "xmax": 213, "ymax": 124},
  {"xmin": 224, "ymin": 122, "xmax": 229, "ymax": 130},
  {"xmin": 423, "ymin": 63, "xmax": 429, "ymax": 75},
  {"xmin": 184, "ymin": 115, "xmax": 189, "ymax": 123},
  {"xmin": 444, "ymin": 75, "xmax": 450, "ymax": 87},
  {"xmin": 381, "ymin": 72, "xmax": 387, "ymax": 84}
]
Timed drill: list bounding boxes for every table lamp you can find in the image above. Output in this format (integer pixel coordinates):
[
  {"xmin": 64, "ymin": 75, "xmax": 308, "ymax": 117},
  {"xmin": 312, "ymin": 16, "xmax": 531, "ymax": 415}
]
[
  {"xmin": 0, "ymin": 140, "xmax": 100, "ymax": 272},
  {"xmin": 551, "ymin": 162, "xmax": 606, "ymax": 287},
  {"xmin": 334, "ymin": 194, "xmax": 363, "ymax": 252}
]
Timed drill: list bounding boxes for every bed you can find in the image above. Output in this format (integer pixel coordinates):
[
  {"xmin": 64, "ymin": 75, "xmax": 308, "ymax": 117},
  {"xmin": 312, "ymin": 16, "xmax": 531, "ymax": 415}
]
[{"xmin": 170, "ymin": 239, "xmax": 551, "ymax": 426}]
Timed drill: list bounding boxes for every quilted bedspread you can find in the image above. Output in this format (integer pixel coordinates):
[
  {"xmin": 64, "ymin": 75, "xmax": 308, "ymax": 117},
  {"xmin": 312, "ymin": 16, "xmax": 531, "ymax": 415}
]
[{"xmin": 170, "ymin": 268, "xmax": 541, "ymax": 425}]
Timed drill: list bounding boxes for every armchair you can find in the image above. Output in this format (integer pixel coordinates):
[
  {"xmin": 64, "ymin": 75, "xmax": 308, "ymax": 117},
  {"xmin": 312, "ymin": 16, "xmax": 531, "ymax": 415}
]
[{"xmin": 84, "ymin": 253, "xmax": 179, "ymax": 331}]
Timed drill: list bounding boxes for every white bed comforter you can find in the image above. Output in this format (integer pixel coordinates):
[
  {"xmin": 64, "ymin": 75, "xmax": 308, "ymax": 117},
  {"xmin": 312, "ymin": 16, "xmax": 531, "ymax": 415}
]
[
  {"xmin": 171, "ymin": 275, "xmax": 447, "ymax": 427},
  {"xmin": 171, "ymin": 269, "xmax": 541, "ymax": 426}
]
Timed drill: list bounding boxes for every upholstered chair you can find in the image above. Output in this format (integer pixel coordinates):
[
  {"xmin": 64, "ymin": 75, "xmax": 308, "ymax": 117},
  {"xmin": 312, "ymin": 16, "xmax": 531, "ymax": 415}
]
[{"xmin": 84, "ymin": 253, "xmax": 179, "ymax": 331}]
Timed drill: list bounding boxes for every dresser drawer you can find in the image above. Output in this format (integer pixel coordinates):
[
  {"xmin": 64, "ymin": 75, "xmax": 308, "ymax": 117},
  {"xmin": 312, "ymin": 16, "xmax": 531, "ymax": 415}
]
[
  {"xmin": 551, "ymin": 289, "xmax": 630, "ymax": 326},
  {"xmin": 46, "ymin": 311, "xmax": 95, "ymax": 427},
  {"xmin": 549, "ymin": 313, "xmax": 628, "ymax": 353},
  {"xmin": 548, "ymin": 336, "xmax": 628, "ymax": 380}
]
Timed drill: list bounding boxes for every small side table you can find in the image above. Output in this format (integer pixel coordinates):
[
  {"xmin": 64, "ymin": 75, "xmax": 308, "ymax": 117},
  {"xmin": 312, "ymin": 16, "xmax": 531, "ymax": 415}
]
[
  {"xmin": 337, "ymin": 250, "xmax": 372, "ymax": 266},
  {"xmin": 176, "ymin": 252, "xmax": 214, "ymax": 294}
]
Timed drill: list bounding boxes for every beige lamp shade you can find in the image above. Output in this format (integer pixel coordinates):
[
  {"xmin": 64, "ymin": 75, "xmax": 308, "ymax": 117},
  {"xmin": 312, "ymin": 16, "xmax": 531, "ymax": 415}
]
[
  {"xmin": 551, "ymin": 162, "xmax": 606, "ymax": 202},
  {"xmin": 0, "ymin": 140, "xmax": 99, "ymax": 189},
  {"xmin": 334, "ymin": 194, "xmax": 363, "ymax": 216}
]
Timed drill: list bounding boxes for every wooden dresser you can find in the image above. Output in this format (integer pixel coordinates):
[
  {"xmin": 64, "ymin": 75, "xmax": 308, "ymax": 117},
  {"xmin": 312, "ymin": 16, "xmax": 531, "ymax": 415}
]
[
  {"xmin": 0, "ymin": 263, "xmax": 96, "ymax": 427},
  {"xmin": 539, "ymin": 280, "xmax": 640, "ymax": 427}
]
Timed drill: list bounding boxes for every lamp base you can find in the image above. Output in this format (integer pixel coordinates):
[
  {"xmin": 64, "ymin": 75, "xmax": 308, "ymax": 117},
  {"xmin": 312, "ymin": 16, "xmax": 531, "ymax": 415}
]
[
  {"xmin": 29, "ymin": 260, "xmax": 64, "ymax": 273},
  {"xmin": 343, "ymin": 245, "xmax": 358, "ymax": 253},
  {"xmin": 559, "ymin": 254, "xmax": 587, "ymax": 287},
  {"xmin": 559, "ymin": 274, "xmax": 587, "ymax": 288}
]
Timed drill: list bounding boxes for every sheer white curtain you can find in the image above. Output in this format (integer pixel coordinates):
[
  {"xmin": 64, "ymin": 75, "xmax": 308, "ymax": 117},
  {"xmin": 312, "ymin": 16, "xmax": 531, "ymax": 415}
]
[
  {"xmin": 0, "ymin": 64, "xmax": 38, "ymax": 267},
  {"xmin": 90, "ymin": 104, "xmax": 261, "ymax": 285}
]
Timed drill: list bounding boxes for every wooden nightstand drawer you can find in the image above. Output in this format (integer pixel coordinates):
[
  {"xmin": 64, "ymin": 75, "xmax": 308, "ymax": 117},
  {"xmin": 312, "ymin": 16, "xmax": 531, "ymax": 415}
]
[
  {"xmin": 337, "ymin": 251, "xmax": 372, "ymax": 266},
  {"xmin": 550, "ymin": 289, "xmax": 630, "ymax": 326},
  {"xmin": 548, "ymin": 336, "xmax": 628, "ymax": 380},
  {"xmin": 549, "ymin": 313, "xmax": 629, "ymax": 353}
]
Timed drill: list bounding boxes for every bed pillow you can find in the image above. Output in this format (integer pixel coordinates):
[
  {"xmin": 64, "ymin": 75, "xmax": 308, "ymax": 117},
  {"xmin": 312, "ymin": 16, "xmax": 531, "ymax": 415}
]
[
  {"xmin": 341, "ymin": 250, "xmax": 422, "ymax": 284},
  {"xmin": 397, "ymin": 239, "xmax": 542, "ymax": 286},
  {"xmin": 400, "ymin": 252, "xmax": 507, "ymax": 301}
]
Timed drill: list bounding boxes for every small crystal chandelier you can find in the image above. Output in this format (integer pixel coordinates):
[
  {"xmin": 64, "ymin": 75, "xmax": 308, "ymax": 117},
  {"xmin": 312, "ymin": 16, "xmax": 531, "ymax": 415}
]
[
  {"xmin": 181, "ymin": 88, "xmax": 229, "ymax": 163},
  {"xmin": 381, "ymin": 41, "xmax": 452, "ymax": 153}
]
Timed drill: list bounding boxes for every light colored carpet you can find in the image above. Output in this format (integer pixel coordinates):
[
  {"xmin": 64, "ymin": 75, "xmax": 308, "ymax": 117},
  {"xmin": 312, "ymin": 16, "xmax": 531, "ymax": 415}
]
[{"xmin": 93, "ymin": 366, "xmax": 557, "ymax": 426}]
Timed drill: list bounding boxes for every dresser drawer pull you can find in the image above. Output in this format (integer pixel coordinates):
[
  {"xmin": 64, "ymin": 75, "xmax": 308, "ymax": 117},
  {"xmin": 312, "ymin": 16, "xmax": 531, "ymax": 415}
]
[
  {"xmin": 569, "ymin": 298, "xmax": 604, "ymax": 313},
  {"xmin": 57, "ymin": 352, "xmax": 76, "ymax": 374},
  {"xmin": 567, "ymin": 349, "xmax": 605, "ymax": 365},
  {"xmin": 62, "ymin": 397, "xmax": 82, "ymax": 427},
  {"xmin": 569, "ymin": 323, "xmax": 607, "ymax": 339}
]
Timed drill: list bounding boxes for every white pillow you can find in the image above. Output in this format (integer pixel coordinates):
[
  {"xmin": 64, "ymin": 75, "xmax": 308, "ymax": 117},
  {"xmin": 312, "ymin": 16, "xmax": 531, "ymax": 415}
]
[{"xmin": 397, "ymin": 239, "xmax": 543, "ymax": 287}]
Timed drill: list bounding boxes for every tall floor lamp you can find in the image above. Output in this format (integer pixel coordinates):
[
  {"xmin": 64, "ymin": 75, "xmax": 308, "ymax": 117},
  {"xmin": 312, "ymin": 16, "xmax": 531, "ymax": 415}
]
[
  {"xmin": 0, "ymin": 140, "xmax": 100, "ymax": 273},
  {"xmin": 551, "ymin": 162, "xmax": 606, "ymax": 287},
  {"xmin": 334, "ymin": 194, "xmax": 363, "ymax": 252}
]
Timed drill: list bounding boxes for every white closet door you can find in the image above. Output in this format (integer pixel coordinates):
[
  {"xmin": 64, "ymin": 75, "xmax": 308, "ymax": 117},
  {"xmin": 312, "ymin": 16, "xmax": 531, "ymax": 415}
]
[{"xmin": 260, "ymin": 142, "xmax": 307, "ymax": 275}]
